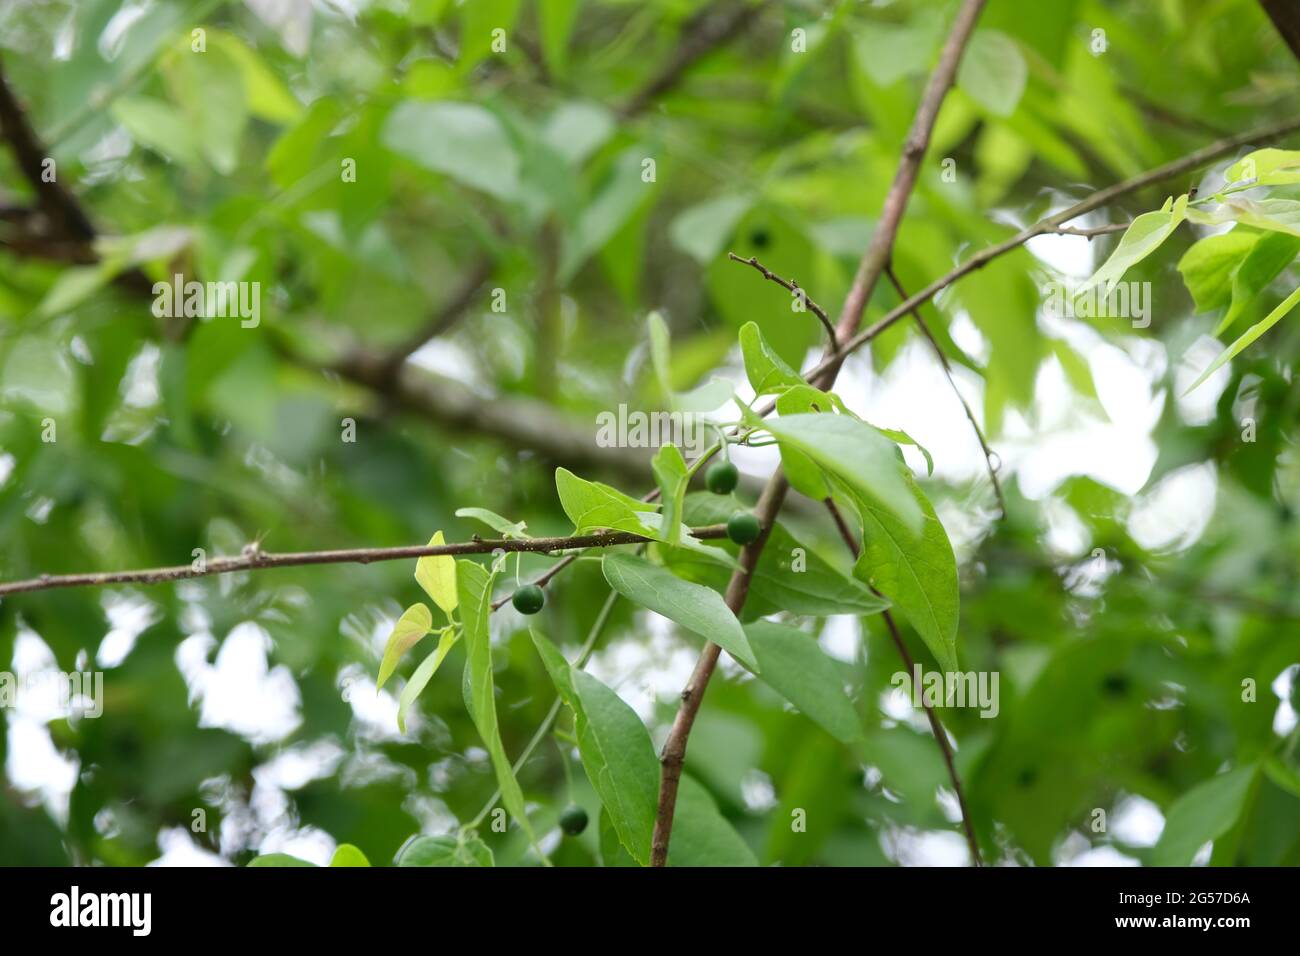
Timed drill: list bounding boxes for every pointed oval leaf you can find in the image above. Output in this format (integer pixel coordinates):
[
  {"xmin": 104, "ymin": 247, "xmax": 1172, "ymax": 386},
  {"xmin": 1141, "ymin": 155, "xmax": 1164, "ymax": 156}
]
[
  {"xmin": 743, "ymin": 621, "xmax": 862, "ymax": 743},
  {"xmin": 377, "ymin": 602, "xmax": 433, "ymax": 690},
  {"xmin": 415, "ymin": 531, "xmax": 458, "ymax": 615},
  {"xmin": 602, "ymin": 552, "xmax": 757, "ymax": 671}
]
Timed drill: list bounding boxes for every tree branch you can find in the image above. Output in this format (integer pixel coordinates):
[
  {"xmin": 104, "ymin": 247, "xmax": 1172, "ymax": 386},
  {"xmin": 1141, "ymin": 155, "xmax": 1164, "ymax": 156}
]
[
  {"xmin": 1260, "ymin": 0, "xmax": 1300, "ymax": 62},
  {"xmin": 378, "ymin": 256, "xmax": 495, "ymax": 376},
  {"xmin": 727, "ymin": 252, "xmax": 838, "ymax": 350},
  {"xmin": 650, "ymin": 0, "xmax": 990, "ymax": 866},
  {"xmin": 822, "ymin": 496, "xmax": 982, "ymax": 865},
  {"xmin": 0, "ymin": 526, "xmax": 728, "ymax": 598},
  {"xmin": 619, "ymin": 1, "xmax": 766, "ymax": 118},
  {"xmin": 884, "ymin": 264, "xmax": 1005, "ymax": 518},
  {"xmin": 804, "ymin": 113, "xmax": 1300, "ymax": 378},
  {"xmin": 0, "ymin": 55, "xmax": 95, "ymax": 241}
]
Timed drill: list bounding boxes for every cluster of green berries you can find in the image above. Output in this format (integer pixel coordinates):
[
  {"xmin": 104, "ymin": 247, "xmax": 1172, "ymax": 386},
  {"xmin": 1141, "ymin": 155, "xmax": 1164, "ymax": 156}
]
[{"xmin": 705, "ymin": 461, "xmax": 761, "ymax": 545}]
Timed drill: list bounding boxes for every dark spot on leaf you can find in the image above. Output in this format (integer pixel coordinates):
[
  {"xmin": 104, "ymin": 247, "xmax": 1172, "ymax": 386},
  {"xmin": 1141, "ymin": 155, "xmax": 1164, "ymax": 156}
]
[
  {"xmin": 749, "ymin": 228, "xmax": 771, "ymax": 250},
  {"xmin": 1102, "ymin": 673, "xmax": 1129, "ymax": 697}
]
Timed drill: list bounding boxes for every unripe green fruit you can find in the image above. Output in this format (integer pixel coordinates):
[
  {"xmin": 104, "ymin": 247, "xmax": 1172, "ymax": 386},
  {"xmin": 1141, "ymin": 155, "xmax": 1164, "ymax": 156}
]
[
  {"xmin": 727, "ymin": 512, "xmax": 762, "ymax": 545},
  {"xmin": 559, "ymin": 804, "xmax": 588, "ymax": 836},
  {"xmin": 705, "ymin": 461, "xmax": 739, "ymax": 495},
  {"xmin": 512, "ymin": 584, "xmax": 546, "ymax": 615}
]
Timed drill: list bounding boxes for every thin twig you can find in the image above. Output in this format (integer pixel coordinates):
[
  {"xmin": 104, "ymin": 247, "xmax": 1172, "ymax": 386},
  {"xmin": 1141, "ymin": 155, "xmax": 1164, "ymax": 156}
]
[
  {"xmin": 0, "ymin": 526, "xmax": 727, "ymax": 598},
  {"xmin": 650, "ymin": 0, "xmax": 990, "ymax": 866},
  {"xmin": 1042, "ymin": 222, "xmax": 1131, "ymax": 239},
  {"xmin": 884, "ymin": 264, "xmax": 1005, "ymax": 518},
  {"xmin": 727, "ymin": 252, "xmax": 838, "ymax": 350},
  {"xmin": 803, "ymin": 113, "xmax": 1300, "ymax": 380},
  {"xmin": 619, "ymin": 1, "xmax": 766, "ymax": 118},
  {"xmin": 822, "ymin": 496, "xmax": 983, "ymax": 866}
]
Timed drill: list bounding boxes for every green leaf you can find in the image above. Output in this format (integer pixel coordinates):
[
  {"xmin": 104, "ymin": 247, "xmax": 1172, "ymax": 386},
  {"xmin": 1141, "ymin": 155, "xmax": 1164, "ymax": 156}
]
[
  {"xmin": 555, "ymin": 467, "xmax": 657, "ymax": 537},
  {"xmin": 876, "ymin": 426, "xmax": 935, "ymax": 477},
  {"xmin": 458, "ymin": 0, "xmax": 523, "ymax": 70},
  {"xmin": 1084, "ymin": 194, "xmax": 1189, "ymax": 293},
  {"xmin": 532, "ymin": 632, "xmax": 657, "ymax": 864},
  {"xmin": 668, "ymin": 776, "xmax": 757, "ymax": 866},
  {"xmin": 210, "ymin": 30, "xmax": 301, "ymax": 123},
  {"xmin": 1177, "ymin": 231, "xmax": 1259, "ymax": 313},
  {"xmin": 651, "ymin": 444, "xmax": 688, "ymax": 547},
  {"xmin": 680, "ymin": 494, "xmax": 889, "ymax": 618},
  {"xmin": 670, "ymin": 195, "xmax": 753, "ymax": 265},
  {"xmin": 1152, "ymin": 764, "xmax": 1259, "ymax": 866},
  {"xmin": 415, "ymin": 531, "xmax": 458, "ymax": 616},
  {"xmin": 382, "ymin": 101, "xmax": 520, "ymax": 200},
  {"xmin": 561, "ymin": 146, "xmax": 652, "ymax": 282},
  {"xmin": 847, "ymin": 473, "xmax": 960, "ymax": 673},
  {"xmin": 772, "ymin": 385, "xmax": 833, "ymax": 499},
  {"xmin": 763, "ymin": 413, "xmax": 922, "ymax": 533},
  {"xmin": 167, "ymin": 43, "xmax": 248, "ymax": 174},
  {"xmin": 328, "ymin": 844, "xmax": 370, "ymax": 867},
  {"xmin": 111, "ymin": 96, "xmax": 201, "ymax": 167},
  {"xmin": 455, "ymin": 506, "xmax": 529, "ymax": 537},
  {"xmin": 458, "ymin": 560, "xmax": 536, "ymax": 848},
  {"xmin": 396, "ymin": 629, "xmax": 459, "ymax": 733},
  {"xmin": 743, "ymin": 621, "xmax": 862, "ymax": 743},
  {"xmin": 1186, "ymin": 284, "xmax": 1300, "ymax": 393},
  {"xmin": 1225, "ymin": 147, "xmax": 1300, "ymax": 186},
  {"xmin": 1191, "ymin": 198, "xmax": 1300, "ymax": 238},
  {"xmin": 397, "ymin": 833, "xmax": 494, "ymax": 867},
  {"xmin": 537, "ymin": 0, "xmax": 580, "ymax": 76},
  {"xmin": 1218, "ymin": 232, "xmax": 1300, "ymax": 335},
  {"xmin": 377, "ymin": 603, "xmax": 432, "ymax": 690},
  {"xmin": 740, "ymin": 321, "xmax": 804, "ymax": 395},
  {"xmin": 957, "ymin": 30, "xmax": 1027, "ymax": 117},
  {"xmin": 248, "ymin": 853, "xmax": 317, "ymax": 867},
  {"xmin": 602, "ymin": 552, "xmax": 757, "ymax": 670}
]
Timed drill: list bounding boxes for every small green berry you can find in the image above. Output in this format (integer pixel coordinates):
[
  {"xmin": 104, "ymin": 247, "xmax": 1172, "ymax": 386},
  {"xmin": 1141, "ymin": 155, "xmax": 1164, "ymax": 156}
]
[
  {"xmin": 726, "ymin": 512, "xmax": 762, "ymax": 545},
  {"xmin": 558, "ymin": 804, "xmax": 588, "ymax": 836},
  {"xmin": 512, "ymin": 584, "xmax": 545, "ymax": 615},
  {"xmin": 705, "ymin": 461, "xmax": 739, "ymax": 495}
]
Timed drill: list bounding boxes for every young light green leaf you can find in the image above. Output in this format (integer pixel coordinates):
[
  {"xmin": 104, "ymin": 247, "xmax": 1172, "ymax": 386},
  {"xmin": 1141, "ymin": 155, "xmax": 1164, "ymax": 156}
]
[
  {"xmin": 458, "ymin": 559, "xmax": 536, "ymax": 848},
  {"xmin": 847, "ymin": 474, "xmax": 960, "ymax": 673},
  {"xmin": 377, "ymin": 603, "xmax": 432, "ymax": 690},
  {"xmin": 602, "ymin": 552, "xmax": 757, "ymax": 670},
  {"xmin": 1192, "ymin": 198, "xmax": 1300, "ymax": 238},
  {"xmin": 651, "ymin": 444, "xmax": 688, "ymax": 547},
  {"xmin": 555, "ymin": 467, "xmax": 658, "ymax": 537},
  {"xmin": 1177, "ymin": 231, "xmax": 1258, "ymax": 313},
  {"xmin": 1217, "ymin": 232, "xmax": 1300, "ymax": 335},
  {"xmin": 1185, "ymin": 284, "xmax": 1300, "ymax": 393},
  {"xmin": 397, "ymin": 833, "xmax": 494, "ymax": 867},
  {"xmin": 455, "ymin": 506, "xmax": 529, "ymax": 538},
  {"xmin": 396, "ymin": 628, "xmax": 459, "ymax": 733},
  {"xmin": 1152, "ymin": 764, "xmax": 1259, "ymax": 866},
  {"xmin": 1225, "ymin": 147, "xmax": 1300, "ymax": 185},
  {"xmin": 743, "ymin": 621, "xmax": 862, "ymax": 743},
  {"xmin": 763, "ymin": 413, "xmax": 922, "ymax": 533},
  {"xmin": 328, "ymin": 844, "xmax": 370, "ymax": 867},
  {"xmin": 876, "ymin": 426, "xmax": 935, "ymax": 477},
  {"xmin": 1084, "ymin": 194, "xmax": 1189, "ymax": 294},
  {"xmin": 773, "ymin": 384, "xmax": 833, "ymax": 499},
  {"xmin": 740, "ymin": 321, "xmax": 803, "ymax": 395},
  {"xmin": 415, "ymin": 530, "xmax": 458, "ymax": 615}
]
